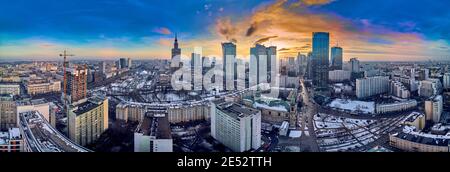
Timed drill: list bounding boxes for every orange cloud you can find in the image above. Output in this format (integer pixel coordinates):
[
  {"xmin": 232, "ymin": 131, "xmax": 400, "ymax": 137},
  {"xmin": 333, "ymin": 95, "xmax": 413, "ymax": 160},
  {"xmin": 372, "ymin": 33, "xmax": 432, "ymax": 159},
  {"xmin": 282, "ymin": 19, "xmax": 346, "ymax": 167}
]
[{"xmin": 153, "ymin": 27, "xmax": 172, "ymax": 35}]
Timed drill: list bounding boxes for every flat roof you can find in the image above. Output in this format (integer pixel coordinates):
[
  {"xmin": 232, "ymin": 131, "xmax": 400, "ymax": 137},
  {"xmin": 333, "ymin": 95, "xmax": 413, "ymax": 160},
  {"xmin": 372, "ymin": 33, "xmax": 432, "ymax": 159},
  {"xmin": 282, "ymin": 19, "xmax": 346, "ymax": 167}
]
[
  {"xmin": 137, "ymin": 115, "xmax": 171, "ymax": 139},
  {"xmin": 217, "ymin": 102, "xmax": 259, "ymax": 119}
]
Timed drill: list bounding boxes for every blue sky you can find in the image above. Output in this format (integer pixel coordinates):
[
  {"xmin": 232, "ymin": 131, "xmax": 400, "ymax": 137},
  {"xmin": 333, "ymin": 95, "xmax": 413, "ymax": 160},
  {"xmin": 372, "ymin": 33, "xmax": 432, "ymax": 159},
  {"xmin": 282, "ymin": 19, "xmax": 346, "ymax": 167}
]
[{"xmin": 0, "ymin": 0, "xmax": 449, "ymax": 61}]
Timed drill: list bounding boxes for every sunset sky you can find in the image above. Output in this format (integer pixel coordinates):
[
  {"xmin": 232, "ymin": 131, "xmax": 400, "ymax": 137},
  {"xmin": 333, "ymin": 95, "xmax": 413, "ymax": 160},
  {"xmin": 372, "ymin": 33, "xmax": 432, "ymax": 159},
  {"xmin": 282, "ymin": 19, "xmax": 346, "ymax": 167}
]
[{"xmin": 1, "ymin": 0, "xmax": 450, "ymax": 61}]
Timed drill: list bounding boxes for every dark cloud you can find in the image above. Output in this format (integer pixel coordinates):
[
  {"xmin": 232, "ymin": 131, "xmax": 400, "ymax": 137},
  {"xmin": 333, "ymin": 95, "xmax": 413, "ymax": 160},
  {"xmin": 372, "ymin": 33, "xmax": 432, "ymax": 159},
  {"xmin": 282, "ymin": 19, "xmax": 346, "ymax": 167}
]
[
  {"xmin": 255, "ymin": 36, "xmax": 278, "ymax": 44},
  {"xmin": 246, "ymin": 23, "xmax": 258, "ymax": 37}
]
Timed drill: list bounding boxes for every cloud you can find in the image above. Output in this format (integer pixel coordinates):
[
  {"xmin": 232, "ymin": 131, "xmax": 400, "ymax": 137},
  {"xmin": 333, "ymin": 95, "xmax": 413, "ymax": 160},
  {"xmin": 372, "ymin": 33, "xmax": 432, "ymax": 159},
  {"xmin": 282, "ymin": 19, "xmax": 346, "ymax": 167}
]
[
  {"xmin": 215, "ymin": 18, "xmax": 239, "ymax": 42},
  {"xmin": 246, "ymin": 23, "xmax": 258, "ymax": 37},
  {"xmin": 255, "ymin": 36, "xmax": 278, "ymax": 45},
  {"xmin": 158, "ymin": 38, "xmax": 172, "ymax": 47},
  {"xmin": 153, "ymin": 27, "xmax": 172, "ymax": 35}
]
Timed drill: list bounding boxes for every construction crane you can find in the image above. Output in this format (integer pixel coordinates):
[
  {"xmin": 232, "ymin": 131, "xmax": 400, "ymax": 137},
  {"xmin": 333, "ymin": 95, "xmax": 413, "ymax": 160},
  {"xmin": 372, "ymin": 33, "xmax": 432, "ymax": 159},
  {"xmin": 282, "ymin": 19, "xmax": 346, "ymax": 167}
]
[{"xmin": 60, "ymin": 50, "xmax": 74, "ymax": 105}]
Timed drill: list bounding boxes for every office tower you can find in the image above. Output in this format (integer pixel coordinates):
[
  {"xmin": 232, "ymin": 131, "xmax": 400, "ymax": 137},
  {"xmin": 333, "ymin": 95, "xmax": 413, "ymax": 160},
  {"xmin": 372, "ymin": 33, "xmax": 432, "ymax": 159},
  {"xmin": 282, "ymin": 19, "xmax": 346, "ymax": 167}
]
[
  {"xmin": 331, "ymin": 46, "xmax": 343, "ymax": 70},
  {"xmin": 119, "ymin": 58, "xmax": 127, "ymax": 69},
  {"xmin": 350, "ymin": 58, "xmax": 360, "ymax": 73},
  {"xmin": 191, "ymin": 51, "xmax": 202, "ymax": 90},
  {"xmin": 66, "ymin": 66, "xmax": 88, "ymax": 104},
  {"xmin": 443, "ymin": 73, "xmax": 450, "ymax": 89},
  {"xmin": 99, "ymin": 61, "xmax": 106, "ymax": 74},
  {"xmin": 134, "ymin": 114, "xmax": 173, "ymax": 152},
  {"xmin": 425, "ymin": 95, "xmax": 443, "ymax": 123},
  {"xmin": 249, "ymin": 44, "xmax": 277, "ymax": 87},
  {"xmin": 418, "ymin": 79, "xmax": 442, "ymax": 98},
  {"xmin": 127, "ymin": 58, "xmax": 132, "ymax": 68},
  {"xmin": 306, "ymin": 52, "xmax": 313, "ymax": 79},
  {"xmin": 68, "ymin": 96, "xmax": 108, "ymax": 146},
  {"xmin": 0, "ymin": 95, "xmax": 16, "ymax": 130},
  {"xmin": 171, "ymin": 34, "xmax": 181, "ymax": 68},
  {"xmin": 418, "ymin": 69, "xmax": 430, "ymax": 81},
  {"xmin": 311, "ymin": 32, "xmax": 330, "ymax": 88},
  {"xmin": 0, "ymin": 128, "xmax": 23, "ymax": 152},
  {"xmin": 222, "ymin": 42, "xmax": 236, "ymax": 90},
  {"xmin": 356, "ymin": 76, "xmax": 389, "ymax": 99},
  {"xmin": 211, "ymin": 101, "xmax": 261, "ymax": 152},
  {"xmin": 266, "ymin": 46, "xmax": 277, "ymax": 83},
  {"xmin": 115, "ymin": 60, "xmax": 121, "ymax": 69},
  {"xmin": 297, "ymin": 52, "xmax": 307, "ymax": 66}
]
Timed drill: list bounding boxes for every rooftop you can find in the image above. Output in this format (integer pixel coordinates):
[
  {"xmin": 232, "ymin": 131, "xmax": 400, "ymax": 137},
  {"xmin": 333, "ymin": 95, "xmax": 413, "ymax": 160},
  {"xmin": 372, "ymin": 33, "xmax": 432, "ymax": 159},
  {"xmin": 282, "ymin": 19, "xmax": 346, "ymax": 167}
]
[
  {"xmin": 136, "ymin": 114, "xmax": 171, "ymax": 139},
  {"xmin": 217, "ymin": 102, "xmax": 260, "ymax": 119},
  {"xmin": 392, "ymin": 126, "xmax": 450, "ymax": 147},
  {"xmin": 19, "ymin": 111, "xmax": 89, "ymax": 152},
  {"xmin": 72, "ymin": 96, "xmax": 106, "ymax": 116}
]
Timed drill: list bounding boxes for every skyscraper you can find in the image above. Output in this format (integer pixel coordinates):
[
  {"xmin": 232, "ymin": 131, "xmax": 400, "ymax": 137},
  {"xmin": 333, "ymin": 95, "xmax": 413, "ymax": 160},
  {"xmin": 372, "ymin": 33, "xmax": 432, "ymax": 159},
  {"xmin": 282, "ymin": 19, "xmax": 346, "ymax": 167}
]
[
  {"xmin": 222, "ymin": 42, "xmax": 236, "ymax": 90},
  {"xmin": 249, "ymin": 44, "xmax": 277, "ymax": 88},
  {"xmin": 350, "ymin": 58, "xmax": 360, "ymax": 73},
  {"xmin": 312, "ymin": 32, "xmax": 330, "ymax": 88},
  {"xmin": 171, "ymin": 34, "xmax": 181, "ymax": 68},
  {"xmin": 99, "ymin": 61, "xmax": 106, "ymax": 74},
  {"xmin": 331, "ymin": 46, "xmax": 343, "ymax": 70}
]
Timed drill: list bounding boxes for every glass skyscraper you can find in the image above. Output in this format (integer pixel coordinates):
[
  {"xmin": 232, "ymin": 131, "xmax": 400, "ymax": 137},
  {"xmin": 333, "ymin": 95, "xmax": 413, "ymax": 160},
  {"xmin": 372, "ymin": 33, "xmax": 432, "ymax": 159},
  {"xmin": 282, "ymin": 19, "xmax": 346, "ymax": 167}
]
[
  {"xmin": 331, "ymin": 46, "xmax": 343, "ymax": 70},
  {"xmin": 312, "ymin": 32, "xmax": 330, "ymax": 89}
]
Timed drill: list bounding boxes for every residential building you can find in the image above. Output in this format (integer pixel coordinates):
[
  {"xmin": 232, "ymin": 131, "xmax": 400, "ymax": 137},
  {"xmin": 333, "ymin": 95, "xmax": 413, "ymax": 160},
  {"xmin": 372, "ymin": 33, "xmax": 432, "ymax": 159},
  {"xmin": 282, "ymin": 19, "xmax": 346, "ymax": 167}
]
[
  {"xmin": 0, "ymin": 128, "xmax": 23, "ymax": 152},
  {"xmin": 419, "ymin": 79, "xmax": 442, "ymax": 98},
  {"xmin": 425, "ymin": 95, "xmax": 443, "ymax": 123},
  {"xmin": 167, "ymin": 103, "xmax": 210, "ymax": 123},
  {"xmin": 211, "ymin": 101, "xmax": 261, "ymax": 152},
  {"xmin": 68, "ymin": 96, "xmax": 108, "ymax": 146},
  {"xmin": 115, "ymin": 103, "xmax": 145, "ymax": 123},
  {"xmin": 329, "ymin": 70, "xmax": 351, "ymax": 82},
  {"xmin": 0, "ymin": 82, "xmax": 20, "ymax": 96},
  {"xmin": 0, "ymin": 95, "xmax": 16, "ymax": 130},
  {"xmin": 376, "ymin": 100, "xmax": 417, "ymax": 114},
  {"xmin": 134, "ymin": 114, "xmax": 173, "ymax": 152},
  {"xmin": 356, "ymin": 76, "xmax": 389, "ymax": 99},
  {"xmin": 26, "ymin": 79, "xmax": 61, "ymax": 96}
]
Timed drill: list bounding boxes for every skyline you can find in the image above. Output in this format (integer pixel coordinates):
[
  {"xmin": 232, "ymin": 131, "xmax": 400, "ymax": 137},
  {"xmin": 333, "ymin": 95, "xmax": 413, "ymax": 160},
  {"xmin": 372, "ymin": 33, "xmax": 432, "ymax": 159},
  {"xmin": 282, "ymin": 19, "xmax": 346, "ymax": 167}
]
[{"xmin": 1, "ymin": 0, "xmax": 450, "ymax": 61}]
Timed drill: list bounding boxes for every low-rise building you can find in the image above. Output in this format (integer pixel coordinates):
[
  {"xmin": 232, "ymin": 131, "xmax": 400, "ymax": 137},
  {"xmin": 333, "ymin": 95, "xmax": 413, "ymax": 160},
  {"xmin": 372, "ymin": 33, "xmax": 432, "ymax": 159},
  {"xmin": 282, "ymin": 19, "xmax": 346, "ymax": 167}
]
[
  {"xmin": 167, "ymin": 103, "xmax": 210, "ymax": 123},
  {"xmin": 134, "ymin": 113, "xmax": 173, "ymax": 152},
  {"xmin": 115, "ymin": 103, "xmax": 145, "ymax": 123},
  {"xmin": 403, "ymin": 112, "xmax": 426, "ymax": 131},
  {"xmin": 0, "ymin": 95, "xmax": 17, "ymax": 130},
  {"xmin": 0, "ymin": 128, "xmax": 23, "ymax": 152},
  {"xmin": 389, "ymin": 126, "xmax": 449, "ymax": 152},
  {"xmin": 375, "ymin": 100, "xmax": 417, "ymax": 114},
  {"xmin": 26, "ymin": 79, "xmax": 61, "ymax": 96},
  {"xmin": 16, "ymin": 98, "xmax": 50, "ymax": 123},
  {"xmin": 0, "ymin": 82, "xmax": 20, "ymax": 96}
]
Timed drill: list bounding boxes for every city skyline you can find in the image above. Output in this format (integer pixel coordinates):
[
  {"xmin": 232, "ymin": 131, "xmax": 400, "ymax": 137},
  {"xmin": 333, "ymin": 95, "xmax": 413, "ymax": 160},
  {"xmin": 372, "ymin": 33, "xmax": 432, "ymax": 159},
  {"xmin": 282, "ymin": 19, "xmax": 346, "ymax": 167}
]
[{"xmin": 1, "ymin": 0, "xmax": 450, "ymax": 61}]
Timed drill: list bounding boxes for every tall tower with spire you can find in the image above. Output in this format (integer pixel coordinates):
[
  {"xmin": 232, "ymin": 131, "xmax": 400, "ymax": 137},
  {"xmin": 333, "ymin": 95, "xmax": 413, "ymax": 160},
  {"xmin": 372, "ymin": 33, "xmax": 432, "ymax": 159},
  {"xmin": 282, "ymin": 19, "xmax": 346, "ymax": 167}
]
[{"xmin": 171, "ymin": 33, "xmax": 181, "ymax": 68}]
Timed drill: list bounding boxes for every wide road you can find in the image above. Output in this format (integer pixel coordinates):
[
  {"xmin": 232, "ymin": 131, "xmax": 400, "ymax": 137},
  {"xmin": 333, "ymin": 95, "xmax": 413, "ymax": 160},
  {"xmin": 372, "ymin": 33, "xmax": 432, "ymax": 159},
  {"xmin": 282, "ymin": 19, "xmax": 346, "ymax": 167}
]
[{"xmin": 299, "ymin": 78, "xmax": 320, "ymax": 152}]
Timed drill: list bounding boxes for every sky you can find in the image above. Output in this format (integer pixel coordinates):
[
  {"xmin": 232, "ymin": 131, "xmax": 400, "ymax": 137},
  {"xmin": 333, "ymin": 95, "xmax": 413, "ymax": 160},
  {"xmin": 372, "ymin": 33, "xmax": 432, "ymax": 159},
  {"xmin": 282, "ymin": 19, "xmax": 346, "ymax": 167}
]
[{"xmin": 1, "ymin": 0, "xmax": 450, "ymax": 61}]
